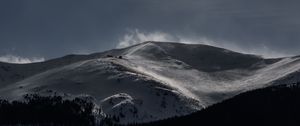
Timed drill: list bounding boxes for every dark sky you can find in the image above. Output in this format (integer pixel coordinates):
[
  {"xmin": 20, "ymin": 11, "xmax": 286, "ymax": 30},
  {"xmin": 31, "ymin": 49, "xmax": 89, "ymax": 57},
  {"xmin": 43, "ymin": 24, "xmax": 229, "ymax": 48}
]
[{"xmin": 0, "ymin": 0, "xmax": 300, "ymax": 63}]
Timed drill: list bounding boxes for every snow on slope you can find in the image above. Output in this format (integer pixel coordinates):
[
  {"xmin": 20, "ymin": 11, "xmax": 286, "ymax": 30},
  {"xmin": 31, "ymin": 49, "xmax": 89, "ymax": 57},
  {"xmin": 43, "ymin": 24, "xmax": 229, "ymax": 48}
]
[
  {"xmin": 0, "ymin": 57, "xmax": 201, "ymax": 123},
  {"xmin": 0, "ymin": 41, "xmax": 300, "ymax": 124},
  {"xmin": 115, "ymin": 42, "xmax": 283, "ymax": 105},
  {"xmin": 0, "ymin": 48, "xmax": 129, "ymax": 87}
]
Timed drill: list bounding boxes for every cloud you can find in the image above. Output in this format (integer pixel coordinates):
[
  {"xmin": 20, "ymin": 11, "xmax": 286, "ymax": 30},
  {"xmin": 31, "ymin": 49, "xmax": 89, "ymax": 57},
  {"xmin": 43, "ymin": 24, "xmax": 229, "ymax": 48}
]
[
  {"xmin": 0, "ymin": 55, "xmax": 45, "ymax": 64},
  {"xmin": 117, "ymin": 29, "xmax": 291, "ymax": 58}
]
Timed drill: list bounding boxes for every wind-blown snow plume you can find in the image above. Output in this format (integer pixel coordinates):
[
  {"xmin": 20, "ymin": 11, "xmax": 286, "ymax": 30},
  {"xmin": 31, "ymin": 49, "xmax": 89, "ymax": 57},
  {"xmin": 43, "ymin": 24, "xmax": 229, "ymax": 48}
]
[
  {"xmin": 178, "ymin": 37, "xmax": 291, "ymax": 58},
  {"xmin": 0, "ymin": 55, "xmax": 45, "ymax": 64},
  {"xmin": 117, "ymin": 29, "xmax": 177, "ymax": 48},
  {"xmin": 117, "ymin": 29, "xmax": 290, "ymax": 58},
  {"xmin": 116, "ymin": 29, "xmax": 218, "ymax": 48}
]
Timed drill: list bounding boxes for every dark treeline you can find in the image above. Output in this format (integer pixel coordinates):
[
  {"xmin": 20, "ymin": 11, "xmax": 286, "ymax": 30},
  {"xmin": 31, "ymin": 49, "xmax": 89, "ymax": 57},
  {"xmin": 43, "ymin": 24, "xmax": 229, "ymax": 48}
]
[
  {"xmin": 128, "ymin": 84, "xmax": 300, "ymax": 126},
  {"xmin": 2, "ymin": 83, "xmax": 300, "ymax": 126},
  {"xmin": 0, "ymin": 94, "xmax": 98, "ymax": 126}
]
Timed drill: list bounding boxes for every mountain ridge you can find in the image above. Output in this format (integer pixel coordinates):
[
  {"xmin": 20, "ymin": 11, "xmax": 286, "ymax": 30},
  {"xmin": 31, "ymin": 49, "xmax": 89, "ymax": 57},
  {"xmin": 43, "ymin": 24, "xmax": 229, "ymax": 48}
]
[{"xmin": 0, "ymin": 41, "xmax": 300, "ymax": 124}]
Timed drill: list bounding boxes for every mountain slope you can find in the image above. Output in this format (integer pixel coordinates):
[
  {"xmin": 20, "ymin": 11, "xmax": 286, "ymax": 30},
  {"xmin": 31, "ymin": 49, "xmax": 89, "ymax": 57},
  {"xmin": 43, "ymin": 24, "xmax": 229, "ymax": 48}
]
[
  {"xmin": 0, "ymin": 58, "xmax": 201, "ymax": 123},
  {"xmin": 0, "ymin": 41, "xmax": 300, "ymax": 124},
  {"xmin": 136, "ymin": 83, "xmax": 300, "ymax": 126}
]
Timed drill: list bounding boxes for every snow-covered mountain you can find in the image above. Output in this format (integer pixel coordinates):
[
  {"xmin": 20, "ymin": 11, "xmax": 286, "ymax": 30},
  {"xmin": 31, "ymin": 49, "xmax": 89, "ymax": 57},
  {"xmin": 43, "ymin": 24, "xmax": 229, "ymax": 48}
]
[{"xmin": 1, "ymin": 41, "xmax": 300, "ymax": 124}]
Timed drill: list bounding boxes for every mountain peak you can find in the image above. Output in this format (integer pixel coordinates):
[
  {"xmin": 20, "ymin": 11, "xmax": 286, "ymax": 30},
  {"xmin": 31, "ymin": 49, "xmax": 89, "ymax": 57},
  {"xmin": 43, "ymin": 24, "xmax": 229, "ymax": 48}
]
[{"xmin": 122, "ymin": 41, "xmax": 273, "ymax": 72}]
